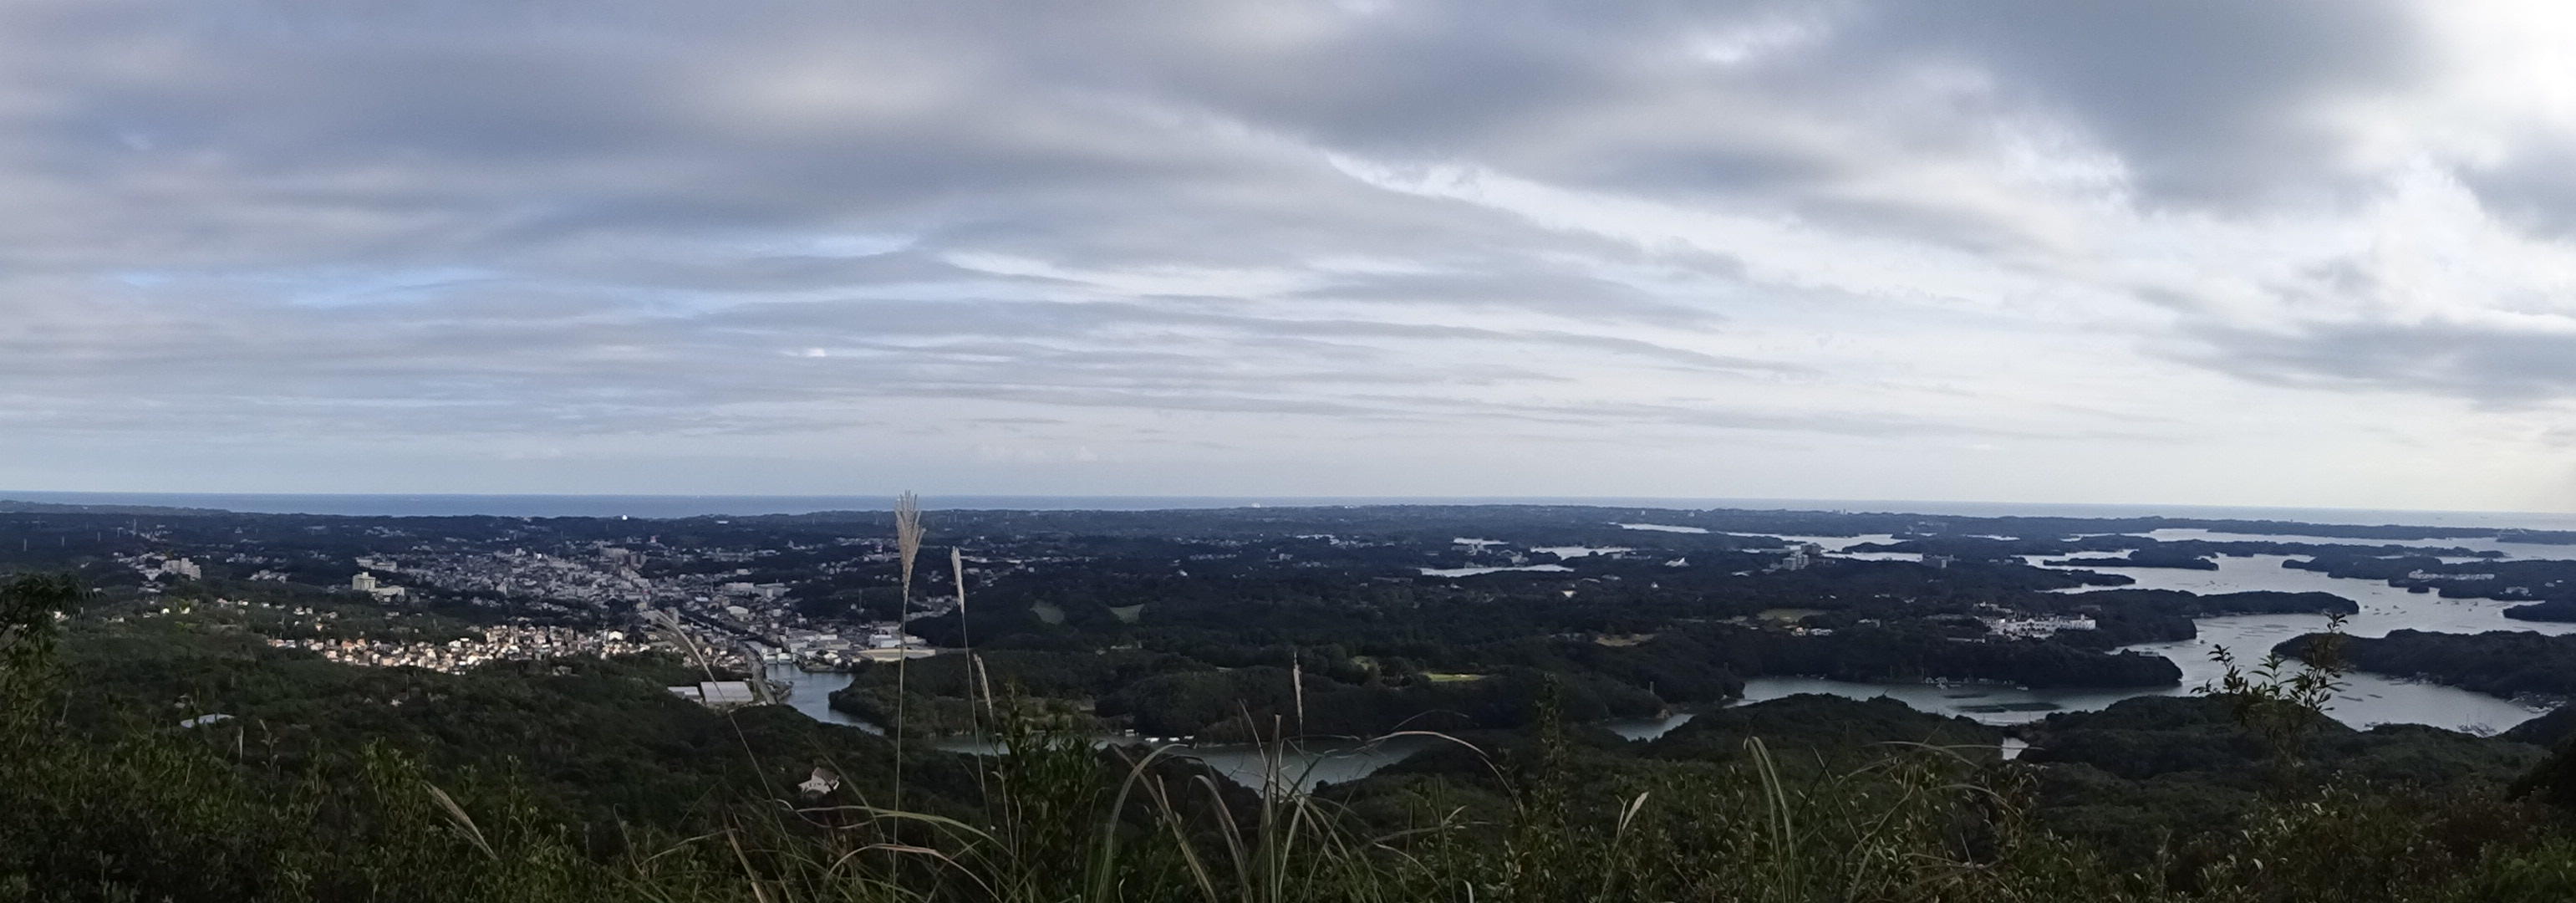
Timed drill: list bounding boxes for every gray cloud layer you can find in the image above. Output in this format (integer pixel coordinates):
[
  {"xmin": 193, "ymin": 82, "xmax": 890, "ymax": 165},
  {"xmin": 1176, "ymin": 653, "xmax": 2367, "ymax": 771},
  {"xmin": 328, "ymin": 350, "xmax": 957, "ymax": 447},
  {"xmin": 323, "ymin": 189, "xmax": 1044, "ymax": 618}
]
[{"xmin": 4, "ymin": 0, "xmax": 2575, "ymax": 506}]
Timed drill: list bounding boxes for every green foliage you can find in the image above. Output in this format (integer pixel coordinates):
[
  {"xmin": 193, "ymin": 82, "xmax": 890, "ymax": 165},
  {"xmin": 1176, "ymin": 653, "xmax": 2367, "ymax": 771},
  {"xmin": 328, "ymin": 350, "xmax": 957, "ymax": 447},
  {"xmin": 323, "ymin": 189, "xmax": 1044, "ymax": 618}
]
[
  {"xmin": 18, "ymin": 574, "xmax": 2576, "ymax": 902},
  {"xmin": 2294, "ymin": 628, "xmax": 2576, "ymax": 699},
  {"xmin": 0, "ymin": 573, "xmax": 73, "ymax": 701},
  {"xmin": 2203, "ymin": 613, "xmax": 2350, "ymax": 772}
]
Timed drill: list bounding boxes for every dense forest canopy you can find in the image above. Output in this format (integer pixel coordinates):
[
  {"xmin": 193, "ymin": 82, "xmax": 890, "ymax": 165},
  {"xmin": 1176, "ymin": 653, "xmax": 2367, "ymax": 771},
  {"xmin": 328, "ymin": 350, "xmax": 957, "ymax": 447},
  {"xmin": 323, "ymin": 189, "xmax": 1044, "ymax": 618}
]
[{"xmin": 13, "ymin": 502, "xmax": 2576, "ymax": 900}]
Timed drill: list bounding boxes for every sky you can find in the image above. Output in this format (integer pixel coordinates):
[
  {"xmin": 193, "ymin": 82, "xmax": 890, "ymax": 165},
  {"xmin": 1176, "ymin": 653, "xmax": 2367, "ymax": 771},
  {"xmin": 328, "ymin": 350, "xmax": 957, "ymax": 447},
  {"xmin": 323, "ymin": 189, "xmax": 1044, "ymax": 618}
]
[{"xmin": 6, "ymin": 1, "xmax": 2576, "ymax": 512}]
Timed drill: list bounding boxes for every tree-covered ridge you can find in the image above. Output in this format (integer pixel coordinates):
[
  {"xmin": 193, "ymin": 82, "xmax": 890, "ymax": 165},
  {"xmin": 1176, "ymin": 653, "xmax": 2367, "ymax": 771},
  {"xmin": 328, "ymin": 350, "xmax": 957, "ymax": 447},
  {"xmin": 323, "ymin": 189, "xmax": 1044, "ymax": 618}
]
[
  {"xmin": 0, "ymin": 500, "xmax": 2490, "ymax": 764},
  {"xmin": 20, "ymin": 497, "xmax": 2576, "ymax": 900},
  {"xmin": 18, "ymin": 572, "xmax": 2576, "ymax": 900},
  {"xmin": 2280, "ymin": 629, "xmax": 2576, "ymax": 700}
]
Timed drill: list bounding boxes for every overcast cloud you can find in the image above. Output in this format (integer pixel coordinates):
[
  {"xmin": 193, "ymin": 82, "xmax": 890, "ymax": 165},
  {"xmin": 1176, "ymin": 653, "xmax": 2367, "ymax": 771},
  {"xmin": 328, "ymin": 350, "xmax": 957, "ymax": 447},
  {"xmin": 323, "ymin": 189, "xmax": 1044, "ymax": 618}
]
[{"xmin": 6, "ymin": 0, "xmax": 2576, "ymax": 511}]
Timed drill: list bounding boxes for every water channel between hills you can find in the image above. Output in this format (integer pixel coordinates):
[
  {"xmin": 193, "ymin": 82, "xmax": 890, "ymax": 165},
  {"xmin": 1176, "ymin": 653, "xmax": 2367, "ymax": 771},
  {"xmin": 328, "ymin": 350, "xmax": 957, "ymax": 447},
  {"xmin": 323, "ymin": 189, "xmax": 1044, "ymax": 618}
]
[
  {"xmin": 767, "ymin": 539, "xmax": 2575, "ymax": 788},
  {"xmin": 764, "ymin": 663, "xmax": 1694, "ymax": 790}
]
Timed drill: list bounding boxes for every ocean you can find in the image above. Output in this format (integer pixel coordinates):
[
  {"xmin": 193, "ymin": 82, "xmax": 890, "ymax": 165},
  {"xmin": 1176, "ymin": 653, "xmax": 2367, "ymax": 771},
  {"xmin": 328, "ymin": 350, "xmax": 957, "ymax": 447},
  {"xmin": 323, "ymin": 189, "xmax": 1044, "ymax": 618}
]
[{"xmin": 4, "ymin": 490, "xmax": 2576, "ymax": 529}]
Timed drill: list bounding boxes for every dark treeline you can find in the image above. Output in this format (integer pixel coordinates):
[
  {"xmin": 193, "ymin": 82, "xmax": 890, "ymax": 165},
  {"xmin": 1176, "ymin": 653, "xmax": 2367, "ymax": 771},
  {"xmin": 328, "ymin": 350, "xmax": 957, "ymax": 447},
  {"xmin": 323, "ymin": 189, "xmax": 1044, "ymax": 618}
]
[
  {"xmin": 1864, "ymin": 533, "xmax": 2502, "ymax": 564},
  {"xmin": 2064, "ymin": 589, "xmax": 2359, "ymax": 618},
  {"xmin": 2506, "ymin": 599, "xmax": 2576, "ymax": 622},
  {"xmin": 842, "ymin": 535, "xmax": 2371, "ymax": 736},
  {"xmin": 1, "ymin": 499, "xmax": 2420, "ymax": 763},
  {"xmin": 2043, "ymin": 550, "xmax": 2221, "ymax": 569},
  {"xmin": 2017, "ymin": 695, "xmax": 2552, "ymax": 863},
  {"xmin": 2290, "ymin": 554, "xmax": 2576, "ymax": 603},
  {"xmin": 2279, "ymin": 629, "xmax": 2576, "ymax": 700},
  {"xmin": 1703, "ymin": 625, "xmax": 2181, "ymax": 687}
]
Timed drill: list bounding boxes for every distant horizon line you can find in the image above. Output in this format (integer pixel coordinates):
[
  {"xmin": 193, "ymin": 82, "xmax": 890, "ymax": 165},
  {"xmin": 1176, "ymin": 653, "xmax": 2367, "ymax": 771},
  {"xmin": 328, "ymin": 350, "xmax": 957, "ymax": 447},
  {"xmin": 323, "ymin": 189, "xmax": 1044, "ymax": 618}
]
[{"xmin": 5, "ymin": 487, "xmax": 2574, "ymax": 520}]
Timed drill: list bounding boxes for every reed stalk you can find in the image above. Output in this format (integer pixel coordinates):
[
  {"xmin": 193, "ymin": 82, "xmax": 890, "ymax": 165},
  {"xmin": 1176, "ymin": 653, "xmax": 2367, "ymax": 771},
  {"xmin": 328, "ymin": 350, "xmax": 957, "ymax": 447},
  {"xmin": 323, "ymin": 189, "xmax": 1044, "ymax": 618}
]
[{"xmin": 890, "ymin": 492, "xmax": 924, "ymax": 873}]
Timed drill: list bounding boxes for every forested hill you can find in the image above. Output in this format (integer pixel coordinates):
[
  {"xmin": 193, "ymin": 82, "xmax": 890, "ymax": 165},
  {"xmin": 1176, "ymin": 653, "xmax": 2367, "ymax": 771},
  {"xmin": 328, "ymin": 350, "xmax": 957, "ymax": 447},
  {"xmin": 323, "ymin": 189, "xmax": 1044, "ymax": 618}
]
[
  {"xmin": 16, "ymin": 496, "xmax": 2576, "ymax": 900},
  {"xmin": 2281, "ymin": 629, "xmax": 2576, "ymax": 700},
  {"xmin": 17, "ymin": 572, "xmax": 2576, "ymax": 900}
]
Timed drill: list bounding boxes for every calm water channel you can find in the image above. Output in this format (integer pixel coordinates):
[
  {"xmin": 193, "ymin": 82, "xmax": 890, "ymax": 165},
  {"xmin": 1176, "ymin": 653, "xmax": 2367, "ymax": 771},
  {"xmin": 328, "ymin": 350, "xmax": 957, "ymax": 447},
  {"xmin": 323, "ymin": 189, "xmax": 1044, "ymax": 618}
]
[{"xmin": 1747, "ymin": 552, "xmax": 2568, "ymax": 733}]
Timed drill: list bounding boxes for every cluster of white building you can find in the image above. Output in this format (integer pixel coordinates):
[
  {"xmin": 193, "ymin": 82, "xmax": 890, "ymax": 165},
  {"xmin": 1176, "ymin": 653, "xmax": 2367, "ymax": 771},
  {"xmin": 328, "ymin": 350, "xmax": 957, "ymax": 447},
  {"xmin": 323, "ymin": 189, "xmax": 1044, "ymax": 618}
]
[
  {"xmin": 267, "ymin": 624, "xmax": 655, "ymax": 674},
  {"xmin": 376, "ymin": 548, "xmax": 657, "ymax": 605},
  {"xmin": 117, "ymin": 553, "xmax": 202, "ymax": 583},
  {"xmin": 349, "ymin": 571, "xmax": 409, "ymax": 601},
  {"xmin": 1980, "ymin": 615, "xmax": 2100, "ymax": 639},
  {"xmin": 721, "ymin": 580, "xmax": 791, "ymax": 603},
  {"xmin": 317, "ymin": 540, "xmax": 942, "ymax": 673},
  {"xmin": 759, "ymin": 625, "xmax": 929, "ymax": 669},
  {"xmin": 667, "ymin": 681, "xmax": 760, "ymax": 708},
  {"xmin": 1770, "ymin": 543, "xmax": 1825, "ymax": 573},
  {"xmin": 365, "ymin": 545, "xmax": 810, "ymax": 616}
]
